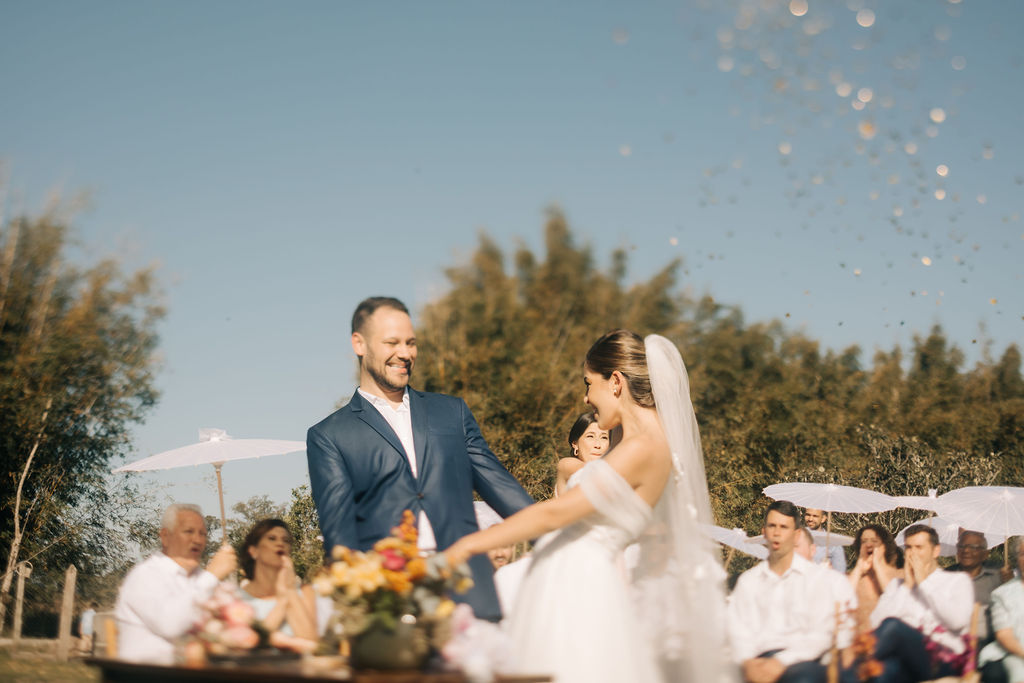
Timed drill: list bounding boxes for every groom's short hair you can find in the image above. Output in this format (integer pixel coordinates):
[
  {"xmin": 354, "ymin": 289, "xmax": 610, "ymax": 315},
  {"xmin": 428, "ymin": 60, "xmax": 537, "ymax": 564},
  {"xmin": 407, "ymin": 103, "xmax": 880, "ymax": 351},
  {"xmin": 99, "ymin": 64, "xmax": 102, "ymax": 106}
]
[{"xmin": 351, "ymin": 296, "xmax": 410, "ymax": 334}]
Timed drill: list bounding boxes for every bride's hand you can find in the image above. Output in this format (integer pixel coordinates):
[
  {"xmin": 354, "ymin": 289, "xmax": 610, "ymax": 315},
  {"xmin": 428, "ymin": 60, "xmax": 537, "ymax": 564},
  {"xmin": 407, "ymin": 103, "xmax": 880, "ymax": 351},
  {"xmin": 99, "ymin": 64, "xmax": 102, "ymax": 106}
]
[{"xmin": 444, "ymin": 540, "xmax": 472, "ymax": 568}]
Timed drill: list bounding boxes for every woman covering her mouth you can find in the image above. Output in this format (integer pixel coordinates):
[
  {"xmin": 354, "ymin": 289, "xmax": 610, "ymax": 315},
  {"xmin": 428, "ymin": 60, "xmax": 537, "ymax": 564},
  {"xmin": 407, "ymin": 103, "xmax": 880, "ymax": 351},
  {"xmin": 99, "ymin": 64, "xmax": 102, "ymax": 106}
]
[{"xmin": 239, "ymin": 519, "xmax": 320, "ymax": 645}]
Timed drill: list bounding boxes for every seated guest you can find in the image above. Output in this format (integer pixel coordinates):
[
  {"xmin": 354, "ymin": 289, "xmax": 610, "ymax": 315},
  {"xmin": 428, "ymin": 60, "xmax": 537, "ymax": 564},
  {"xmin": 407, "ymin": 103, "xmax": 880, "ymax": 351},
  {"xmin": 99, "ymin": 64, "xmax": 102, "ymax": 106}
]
[
  {"xmin": 848, "ymin": 524, "xmax": 902, "ymax": 635},
  {"xmin": 947, "ymin": 528, "xmax": 1012, "ymax": 646},
  {"xmin": 862, "ymin": 524, "xmax": 974, "ymax": 683},
  {"xmin": 794, "ymin": 528, "xmax": 857, "ymax": 658},
  {"xmin": 554, "ymin": 412, "xmax": 610, "ymax": 496},
  {"xmin": 804, "ymin": 509, "xmax": 847, "ymax": 572},
  {"xmin": 239, "ymin": 519, "xmax": 318, "ymax": 642},
  {"xmin": 728, "ymin": 500, "xmax": 833, "ymax": 683},
  {"xmin": 116, "ymin": 503, "xmax": 236, "ymax": 664},
  {"xmin": 979, "ymin": 536, "xmax": 1024, "ymax": 683}
]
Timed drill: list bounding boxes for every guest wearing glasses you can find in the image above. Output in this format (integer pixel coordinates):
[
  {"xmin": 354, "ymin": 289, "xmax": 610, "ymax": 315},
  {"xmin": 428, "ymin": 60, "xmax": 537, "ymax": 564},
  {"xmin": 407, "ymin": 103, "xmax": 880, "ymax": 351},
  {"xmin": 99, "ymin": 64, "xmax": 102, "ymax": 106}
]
[{"xmin": 946, "ymin": 528, "xmax": 1013, "ymax": 647}]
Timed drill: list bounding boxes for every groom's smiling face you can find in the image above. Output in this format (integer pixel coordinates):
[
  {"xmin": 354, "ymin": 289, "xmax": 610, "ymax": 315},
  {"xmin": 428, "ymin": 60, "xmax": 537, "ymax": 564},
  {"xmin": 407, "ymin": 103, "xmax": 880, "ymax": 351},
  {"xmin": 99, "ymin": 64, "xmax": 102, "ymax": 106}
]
[{"xmin": 354, "ymin": 307, "xmax": 417, "ymax": 397}]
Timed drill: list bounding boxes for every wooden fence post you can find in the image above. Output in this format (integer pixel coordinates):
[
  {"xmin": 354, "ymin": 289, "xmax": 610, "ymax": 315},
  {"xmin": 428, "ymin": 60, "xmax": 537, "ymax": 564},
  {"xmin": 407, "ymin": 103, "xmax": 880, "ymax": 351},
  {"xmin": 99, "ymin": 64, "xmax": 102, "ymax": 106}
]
[
  {"xmin": 12, "ymin": 561, "xmax": 31, "ymax": 649},
  {"xmin": 56, "ymin": 564, "xmax": 77, "ymax": 662}
]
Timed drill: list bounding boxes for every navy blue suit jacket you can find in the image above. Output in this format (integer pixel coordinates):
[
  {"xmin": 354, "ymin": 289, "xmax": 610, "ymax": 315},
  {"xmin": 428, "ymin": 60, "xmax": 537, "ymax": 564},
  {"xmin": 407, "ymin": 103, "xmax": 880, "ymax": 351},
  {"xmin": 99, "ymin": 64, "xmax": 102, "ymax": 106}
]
[{"xmin": 306, "ymin": 387, "xmax": 533, "ymax": 620}]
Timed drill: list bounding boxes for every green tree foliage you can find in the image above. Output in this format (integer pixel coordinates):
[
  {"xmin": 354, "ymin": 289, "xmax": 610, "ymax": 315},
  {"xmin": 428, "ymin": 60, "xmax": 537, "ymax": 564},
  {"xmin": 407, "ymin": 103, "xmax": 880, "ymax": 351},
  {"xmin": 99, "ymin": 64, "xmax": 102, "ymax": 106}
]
[
  {"xmin": 415, "ymin": 208, "xmax": 682, "ymax": 498},
  {"xmin": 406, "ymin": 209, "xmax": 1022, "ymax": 552},
  {"xmin": 0, "ymin": 203, "xmax": 162, "ymax": 632}
]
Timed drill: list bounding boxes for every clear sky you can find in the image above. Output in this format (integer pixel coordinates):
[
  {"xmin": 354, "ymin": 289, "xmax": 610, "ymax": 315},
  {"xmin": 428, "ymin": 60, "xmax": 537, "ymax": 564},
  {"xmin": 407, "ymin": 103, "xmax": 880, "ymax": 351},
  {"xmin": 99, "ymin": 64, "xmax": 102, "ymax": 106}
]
[{"xmin": 2, "ymin": 0, "xmax": 1021, "ymax": 519}]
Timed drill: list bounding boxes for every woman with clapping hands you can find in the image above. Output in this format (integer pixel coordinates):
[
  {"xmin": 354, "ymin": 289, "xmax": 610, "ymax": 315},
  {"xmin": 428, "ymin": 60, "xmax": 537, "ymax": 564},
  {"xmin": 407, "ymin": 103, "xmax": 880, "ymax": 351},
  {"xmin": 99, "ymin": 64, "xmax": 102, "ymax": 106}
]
[{"xmin": 239, "ymin": 519, "xmax": 319, "ymax": 647}]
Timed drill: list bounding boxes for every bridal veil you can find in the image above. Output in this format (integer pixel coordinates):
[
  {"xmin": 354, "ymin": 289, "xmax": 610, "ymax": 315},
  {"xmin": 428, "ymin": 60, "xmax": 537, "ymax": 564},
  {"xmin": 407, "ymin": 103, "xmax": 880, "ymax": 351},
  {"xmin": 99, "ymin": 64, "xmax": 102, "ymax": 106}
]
[{"xmin": 636, "ymin": 334, "xmax": 735, "ymax": 683}]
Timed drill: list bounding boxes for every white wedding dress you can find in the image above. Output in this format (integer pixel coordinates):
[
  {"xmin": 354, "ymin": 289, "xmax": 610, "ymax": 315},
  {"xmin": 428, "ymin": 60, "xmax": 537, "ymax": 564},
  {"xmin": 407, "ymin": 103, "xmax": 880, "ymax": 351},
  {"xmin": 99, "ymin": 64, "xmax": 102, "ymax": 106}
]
[
  {"xmin": 506, "ymin": 459, "xmax": 661, "ymax": 683},
  {"xmin": 503, "ymin": 335, "xmax": 734, "ymax": 683}
]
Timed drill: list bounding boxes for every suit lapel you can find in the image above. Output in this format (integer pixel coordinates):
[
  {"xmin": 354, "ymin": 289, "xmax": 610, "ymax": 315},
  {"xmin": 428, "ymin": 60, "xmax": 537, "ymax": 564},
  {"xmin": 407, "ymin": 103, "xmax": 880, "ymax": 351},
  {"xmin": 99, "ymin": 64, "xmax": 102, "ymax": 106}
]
[
  {"xmin": 349, "ymin": 390, "xmax": 407, "ymax": 460},
  {"xmin": 408, "ymin": 388, "xmax": 429, "ymax": 477}
]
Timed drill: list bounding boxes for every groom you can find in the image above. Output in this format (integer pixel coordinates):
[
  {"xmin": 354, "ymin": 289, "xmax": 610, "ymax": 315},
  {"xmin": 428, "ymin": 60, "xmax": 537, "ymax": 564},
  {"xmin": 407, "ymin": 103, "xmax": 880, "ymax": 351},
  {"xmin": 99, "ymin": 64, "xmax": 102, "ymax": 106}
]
[{"xmin": 307, "ymin": 296, "xmax": 534, "ymax": 620}]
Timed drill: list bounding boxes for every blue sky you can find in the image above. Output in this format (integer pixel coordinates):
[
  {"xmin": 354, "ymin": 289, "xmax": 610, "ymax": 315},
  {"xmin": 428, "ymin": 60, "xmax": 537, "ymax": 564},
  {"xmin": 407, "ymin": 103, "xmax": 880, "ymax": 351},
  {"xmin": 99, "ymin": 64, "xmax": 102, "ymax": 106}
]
[{"xmin": 2, "ymin": 1, "xmax": 1021, "ymax": 519}]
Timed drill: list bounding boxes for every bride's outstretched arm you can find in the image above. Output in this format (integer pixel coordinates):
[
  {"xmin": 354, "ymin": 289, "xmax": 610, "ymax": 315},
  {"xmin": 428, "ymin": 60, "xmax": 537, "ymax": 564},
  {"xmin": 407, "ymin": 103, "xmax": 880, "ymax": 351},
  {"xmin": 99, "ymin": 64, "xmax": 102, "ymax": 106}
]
[
  {"xmin": 445, "ymin": 438, "xmax": 660, "ymax": 566},
  {"xmin": 444, "ymin": 486, "xmax": 597, "ymax": 566}
]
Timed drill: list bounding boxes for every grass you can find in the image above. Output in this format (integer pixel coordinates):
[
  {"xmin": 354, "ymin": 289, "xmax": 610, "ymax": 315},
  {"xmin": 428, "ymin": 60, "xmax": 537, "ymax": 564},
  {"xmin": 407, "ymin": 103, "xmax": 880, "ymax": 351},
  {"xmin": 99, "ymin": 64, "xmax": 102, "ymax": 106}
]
[{"xmin": 0, "ymin": 653, "xmax": 99, "ymax": 683}]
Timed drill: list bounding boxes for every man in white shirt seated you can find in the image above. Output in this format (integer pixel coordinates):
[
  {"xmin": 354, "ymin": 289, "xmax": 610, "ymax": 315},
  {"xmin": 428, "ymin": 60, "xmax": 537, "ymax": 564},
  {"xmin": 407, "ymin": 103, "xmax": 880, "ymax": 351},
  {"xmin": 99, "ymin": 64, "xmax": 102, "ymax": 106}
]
[
  {"xmin": 729, "ymin": 500, "xmax": 833, "ymax": 683},
  {"xmin": 115, "ymin": 503, "xmax": 237, "ymax": 664},
  {"xmin": 794, "ymin": 527, "xmax": 858, "ymax": 656},
  {"xmin": 864, "ymin": 523, "xmax": 974, "ymax": 683}
]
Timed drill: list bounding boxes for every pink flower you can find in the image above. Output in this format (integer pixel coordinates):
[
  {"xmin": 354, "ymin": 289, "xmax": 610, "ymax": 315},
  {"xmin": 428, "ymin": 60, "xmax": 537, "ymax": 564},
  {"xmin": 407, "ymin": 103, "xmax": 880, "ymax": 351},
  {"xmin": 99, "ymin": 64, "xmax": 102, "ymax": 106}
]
[
  {"xmin": 221, "ymin": 601, "xmax": 255, "ymax": 627},
  {"xmin": 221, "ymin": 625, "xmax": 259, "ymax": 650},
  {"xmin": 381, "ymin": 548, "xmax": 407, "ymax": 572}
]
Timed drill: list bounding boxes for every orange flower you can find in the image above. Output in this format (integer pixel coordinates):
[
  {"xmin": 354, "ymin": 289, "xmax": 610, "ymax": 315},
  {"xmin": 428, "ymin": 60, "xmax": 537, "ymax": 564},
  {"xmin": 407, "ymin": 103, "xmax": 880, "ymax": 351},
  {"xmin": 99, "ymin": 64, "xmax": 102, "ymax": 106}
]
[
  {"xmin": 384, "ymin": 569, "xmax": 413, "ymax": 594},
  {"xmin": 406, "ymin": 558, "xmax": 427, "ymax": 581}
]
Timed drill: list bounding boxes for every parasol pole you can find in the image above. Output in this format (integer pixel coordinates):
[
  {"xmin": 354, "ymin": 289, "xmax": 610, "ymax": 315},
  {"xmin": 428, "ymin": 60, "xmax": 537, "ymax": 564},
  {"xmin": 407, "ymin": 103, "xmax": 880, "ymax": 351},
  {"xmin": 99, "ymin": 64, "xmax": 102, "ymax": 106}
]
[
  {"xmin": 724, "ymin": 546, "xmax": 736, "ymax": 569},
  {"xmin": 825, "ymin": 510, "xmax": 833, "ymax": 562},
  {"xmin": 213, "ymin": 462, "xmax": 228, "ymax": 546}
]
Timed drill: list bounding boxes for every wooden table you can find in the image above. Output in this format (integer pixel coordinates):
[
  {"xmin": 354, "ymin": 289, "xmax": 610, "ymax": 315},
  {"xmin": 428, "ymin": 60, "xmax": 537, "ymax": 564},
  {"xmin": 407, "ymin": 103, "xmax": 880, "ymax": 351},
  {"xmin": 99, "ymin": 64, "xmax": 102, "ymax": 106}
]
[{"xmin": 85, "ymin": 657, "xmax": 551, "ymax": 683}]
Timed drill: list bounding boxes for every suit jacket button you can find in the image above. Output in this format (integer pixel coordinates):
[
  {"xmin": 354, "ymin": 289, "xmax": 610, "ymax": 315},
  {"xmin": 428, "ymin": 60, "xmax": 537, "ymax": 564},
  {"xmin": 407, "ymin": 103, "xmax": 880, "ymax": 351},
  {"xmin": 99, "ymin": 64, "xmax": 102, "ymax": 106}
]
[{"xmin": 417, "ymin": 493, "xmax": 424, "ymax": 499}]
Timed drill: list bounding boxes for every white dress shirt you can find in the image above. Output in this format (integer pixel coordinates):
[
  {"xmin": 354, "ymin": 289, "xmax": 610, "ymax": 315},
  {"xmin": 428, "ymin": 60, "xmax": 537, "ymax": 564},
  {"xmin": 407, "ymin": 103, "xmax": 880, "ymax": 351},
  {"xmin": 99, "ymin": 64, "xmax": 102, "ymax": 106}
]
[
  {"xmin": 819, "ymin": 565, "xmax": 858, "ymax": 649},
  {"xmin": 115, "ymin": 552, "xmax": 220, "ymax": 664},
  {"xmin": 870, "ymin": 567, "xmax": 974, "ymax": 654},
  {"xmin": 728, "ymin": 553, "xmax": 834, "ymax": 666},
  {"xmin": 358, "ymin": 388, "xmax": 437, "ymax": 551}
]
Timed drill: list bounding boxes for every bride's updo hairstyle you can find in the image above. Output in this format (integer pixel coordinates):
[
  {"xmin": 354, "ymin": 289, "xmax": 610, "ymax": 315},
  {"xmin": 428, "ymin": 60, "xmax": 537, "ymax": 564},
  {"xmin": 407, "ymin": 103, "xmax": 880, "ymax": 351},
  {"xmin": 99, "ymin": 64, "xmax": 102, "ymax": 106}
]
[{"xmin": 584, "ymin": 329, "xmax": 655, "ymax": 408}]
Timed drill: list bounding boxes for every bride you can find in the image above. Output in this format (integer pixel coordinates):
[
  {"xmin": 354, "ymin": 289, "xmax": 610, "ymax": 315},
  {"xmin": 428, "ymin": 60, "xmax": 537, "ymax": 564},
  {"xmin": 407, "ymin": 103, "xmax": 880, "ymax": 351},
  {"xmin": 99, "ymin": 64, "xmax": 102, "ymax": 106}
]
[{"xmin": 444, "ymin": 330, "xmax": 733, "ymax": 683}]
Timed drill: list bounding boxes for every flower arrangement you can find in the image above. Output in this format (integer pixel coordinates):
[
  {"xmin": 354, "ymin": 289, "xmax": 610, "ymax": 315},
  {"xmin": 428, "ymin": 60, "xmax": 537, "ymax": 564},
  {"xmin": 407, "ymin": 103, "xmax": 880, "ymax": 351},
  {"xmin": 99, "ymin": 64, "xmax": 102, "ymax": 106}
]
[
  {"xmin": 184, "ymin": 583, "xmax": 266, "ymax": 664},
  {"xmin": 314, "ymin": 510, "xmax": 473, "ymax": 651},
  {"xmin": 851, "ymin": 632, "xmax": 883, "ymax": 681}
]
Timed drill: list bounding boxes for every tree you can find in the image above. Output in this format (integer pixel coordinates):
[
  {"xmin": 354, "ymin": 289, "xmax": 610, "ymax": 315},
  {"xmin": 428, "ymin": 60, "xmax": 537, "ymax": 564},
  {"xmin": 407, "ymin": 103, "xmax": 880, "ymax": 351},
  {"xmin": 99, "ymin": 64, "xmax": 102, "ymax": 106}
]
[
  {"xmin": 415, "ymin": 208, "xmax": 682, "ymax": 500},
  {"xmin": 0, "ymin": 199, "xmax": 163, "ymax": 633}
]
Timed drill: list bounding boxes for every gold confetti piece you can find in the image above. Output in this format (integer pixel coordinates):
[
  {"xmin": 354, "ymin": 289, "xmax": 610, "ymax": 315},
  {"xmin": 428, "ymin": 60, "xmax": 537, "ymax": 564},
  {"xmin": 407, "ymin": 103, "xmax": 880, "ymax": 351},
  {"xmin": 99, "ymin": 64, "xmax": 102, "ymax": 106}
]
[
  {"xmin": 926, "ymin": 125, "xmax": 939, "ymax": 138},
  {"xmin": 789, "ymin": 0, "xmax": 808, "ymax": 17},
  {"xmin": 852, "ymin": 100, "xmax": 865, "ymax": 111},
  {"xmin": 718, "ymin": 55, "xmax": 735, "ymax": 72},
  {"xmin": 778, "ymin": 141, "xmax": 792, "ymax": 155},
  {"xmin": 951, "ymin": 56, "xmax": 966, "ymax": 70},
  {"xmin": 990, "ymin": 298, "xmax": 998, "ymax": 305},
  {"xmin": 922, "ymin": 257, "xmax": 932, "ymax": 266},
  {"xmin": 856, "ymin": 9, "xmax": 875, "ymax": 27},
  {"xmin": 935, "ymin": 189, "xmax": 946, "ymax": 200},
  {"xmin": 836, "ymin": 82, "xmax": 853, "ymax": 97},
  {"xmin": 977, "ymin": 195, "xmax": 987, "ymax": 204},
  {"xmin": 930, "ymin": 108, "xmax": 946, "ymax": 123},
  {"xmin": 936, "ymin": 164, "xmax": 949, "ymax": 177},
  {"xmin": 669, "ymin": 237, "xmax": 679, "ymax": 246},
  {"xmin": 854, "ymin": 268, "xmax": 862, "ymax": 276},
  {"xmin": 983, "ymin": 146, "xmax": 994, "ymax": 160},
  {"xmin": 857, "ymin": 87, "xmax": 873, "ymax": 103},
  {"xmin": 858, "ymin": 120, "xmax": 877, "ymax": 139}
]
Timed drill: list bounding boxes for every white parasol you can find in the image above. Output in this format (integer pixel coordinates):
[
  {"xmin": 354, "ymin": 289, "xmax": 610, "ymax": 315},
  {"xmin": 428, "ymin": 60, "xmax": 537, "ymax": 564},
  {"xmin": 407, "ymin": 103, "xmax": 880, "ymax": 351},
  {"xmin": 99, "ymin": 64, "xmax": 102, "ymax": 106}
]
[
  {"xmin": 934, "ymin": 486, "xmax": 1024, "ymax": 569},
  {"xmin": 112, "ymin": 428, "xmax": 306, "ymax": 544},
  {"xmin": 701, "ymin": 524, "xmax": 769, "ymax": 562},
  {"xmin": 895, "ymin": 515, "xmax": 1007, "ymax": 558},
  {"xmin": 763, "ymin": 482, "xmax": 897, "ymax": 557},
  {"xmin": 894, "ymin": 489, "xmax": 941, "ymax": 513}
]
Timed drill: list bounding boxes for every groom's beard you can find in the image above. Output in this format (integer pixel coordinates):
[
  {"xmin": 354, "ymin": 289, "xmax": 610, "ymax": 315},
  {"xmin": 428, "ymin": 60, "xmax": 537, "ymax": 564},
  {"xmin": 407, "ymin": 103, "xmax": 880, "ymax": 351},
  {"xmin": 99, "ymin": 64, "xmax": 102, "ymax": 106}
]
[{"xmin": 367, "ymin": 361, "xmax": 412, "ymax": 393}]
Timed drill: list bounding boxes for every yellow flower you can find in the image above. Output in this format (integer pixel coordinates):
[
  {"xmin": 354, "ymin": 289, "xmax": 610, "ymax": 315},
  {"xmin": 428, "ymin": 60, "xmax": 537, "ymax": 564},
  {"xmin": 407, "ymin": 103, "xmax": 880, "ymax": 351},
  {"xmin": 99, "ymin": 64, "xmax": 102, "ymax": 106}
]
[
  {"xmin": 454, "ymin": 576, "xmax": 474, "ymax": 594},
  {"xmin": 435, "ymin": 599, "xmax": 456, "ymax": 618}
]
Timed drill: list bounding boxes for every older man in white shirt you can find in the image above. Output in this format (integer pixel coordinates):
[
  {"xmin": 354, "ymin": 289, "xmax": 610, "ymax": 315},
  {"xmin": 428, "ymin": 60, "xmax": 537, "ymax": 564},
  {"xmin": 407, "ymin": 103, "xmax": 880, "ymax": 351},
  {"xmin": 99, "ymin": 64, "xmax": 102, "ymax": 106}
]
[
  {"xmin": 115, "ymin": 503, "xmax": 236, "ymax": 664},
  {"xmin": 865, "ymin": 523, "xmax": 974, "ymax": 683},
  {"xmin": 729, "ymin": 500, "xmax": 833, "ymax": 683}
]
